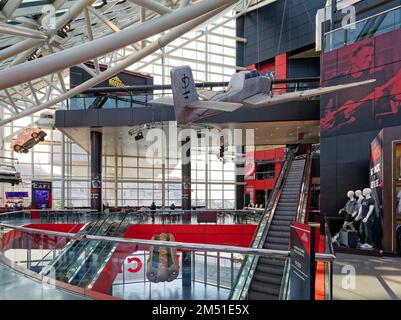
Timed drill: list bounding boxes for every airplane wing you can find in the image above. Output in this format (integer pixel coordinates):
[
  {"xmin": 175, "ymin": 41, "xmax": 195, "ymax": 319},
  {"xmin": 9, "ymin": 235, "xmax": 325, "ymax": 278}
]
[
  {"xmin": 197, "ymin": 88, "xmax": 220, "ymax": 100},
  {"xmin": 188, "ymin": 100, "xmax": 242, "ymax": 112},
  {"xmin": 242, "ymin": 79, "xmax": 376, "ymax": 107},
  {"xmin": 149, "ymin": 96, "xmax": 242, "ymax": 112}
]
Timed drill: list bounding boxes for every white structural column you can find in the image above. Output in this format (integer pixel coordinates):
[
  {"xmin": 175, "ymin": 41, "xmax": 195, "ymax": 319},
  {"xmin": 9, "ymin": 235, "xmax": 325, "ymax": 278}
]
[
  {"xmin": 0, "ymin": 0, "xmax": 237, "ymax": 90},
  {"xmin": 0, "ymin": 1, "xmax": 234, "ymax": 127}
]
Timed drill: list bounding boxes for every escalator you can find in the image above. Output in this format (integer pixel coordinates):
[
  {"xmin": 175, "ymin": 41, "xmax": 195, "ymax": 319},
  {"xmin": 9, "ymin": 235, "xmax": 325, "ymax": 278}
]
[
  {"xmin": 247, "ymin": 157, "xmax": 306, "ymax": 300},
  {"xmin": 230, "ymin": 147, "xmax": 312, "ymax": 300},
  {"xmin": 40, "ymin": 213, "xmax": 111, "ymax": 280},
  {"xmin": 67, "ymin": 213, "xmax": 129, "ymax": 288}
]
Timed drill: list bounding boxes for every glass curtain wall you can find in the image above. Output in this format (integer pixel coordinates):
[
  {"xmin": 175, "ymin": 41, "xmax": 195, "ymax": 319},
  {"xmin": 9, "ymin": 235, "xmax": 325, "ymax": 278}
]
[{"xmin": 0, "ymin": 114, "xmax": 236, "ymax": 209}]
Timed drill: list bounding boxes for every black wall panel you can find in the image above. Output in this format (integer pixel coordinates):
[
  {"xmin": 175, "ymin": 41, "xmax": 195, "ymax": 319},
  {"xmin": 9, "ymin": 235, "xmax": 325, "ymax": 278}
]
[{"xmin": 236, "ymin": 0, "xmax": 325, "ymax": 66}]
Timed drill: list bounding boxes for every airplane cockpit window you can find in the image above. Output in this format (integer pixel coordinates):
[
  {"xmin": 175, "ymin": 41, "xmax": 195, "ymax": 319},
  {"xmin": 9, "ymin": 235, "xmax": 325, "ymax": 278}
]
[{"xmin": 245, "ymin": 70, "xmax": 260, "ymax": 79}]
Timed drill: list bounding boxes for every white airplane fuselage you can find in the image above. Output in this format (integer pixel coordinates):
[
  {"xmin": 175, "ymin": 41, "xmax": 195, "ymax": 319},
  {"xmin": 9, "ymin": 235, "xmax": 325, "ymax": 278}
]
[{"xmin": 211, "ymin": 70, "xmax": 273, "ymax": 103}]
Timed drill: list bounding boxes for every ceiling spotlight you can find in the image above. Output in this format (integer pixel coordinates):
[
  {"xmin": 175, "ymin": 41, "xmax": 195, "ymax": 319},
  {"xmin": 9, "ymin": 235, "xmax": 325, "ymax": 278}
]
[{"xmin": 135, "ymin": 132, "xmax": 144, "ymax": 141}]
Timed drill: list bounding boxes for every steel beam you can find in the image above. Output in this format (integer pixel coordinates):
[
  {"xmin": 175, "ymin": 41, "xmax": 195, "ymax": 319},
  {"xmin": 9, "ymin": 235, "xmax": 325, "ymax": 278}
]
[
  {"xmin": 0, "ymin": 0, "xmax": 97, "ymax": 62},
  {"xmin": 0, "ymin": 0, "xmax": 237, "ymax": 90},
  {"xmin": 0, "ymin": 3, "xmax": 232, "ymax": 127},
  {"xmin": 128, "ymin": 0, "xmax": 173, "ymax": 15},
  {"xmin": 0, "ymin": 22, "xmax": 47, "ymax": 40}
]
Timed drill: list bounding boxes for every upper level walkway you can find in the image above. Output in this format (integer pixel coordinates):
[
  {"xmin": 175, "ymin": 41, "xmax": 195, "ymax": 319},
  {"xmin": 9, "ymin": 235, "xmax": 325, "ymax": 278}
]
[{"xmin": 0, "ymin": 261, "xmax": 87, "ymax": 300}]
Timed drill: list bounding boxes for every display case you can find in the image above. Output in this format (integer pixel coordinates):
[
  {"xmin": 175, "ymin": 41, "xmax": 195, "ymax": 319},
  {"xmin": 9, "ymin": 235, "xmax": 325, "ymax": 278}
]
[{"xmin": 371, "ymin": 126, "xmax": 401, "ymax": 254}]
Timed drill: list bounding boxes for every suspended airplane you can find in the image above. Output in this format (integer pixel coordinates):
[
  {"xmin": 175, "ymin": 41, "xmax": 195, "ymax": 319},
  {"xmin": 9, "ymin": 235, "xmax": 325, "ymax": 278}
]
[{"xmin": 150, "ymin": 65, "xmax": 376, "ymax": 124}]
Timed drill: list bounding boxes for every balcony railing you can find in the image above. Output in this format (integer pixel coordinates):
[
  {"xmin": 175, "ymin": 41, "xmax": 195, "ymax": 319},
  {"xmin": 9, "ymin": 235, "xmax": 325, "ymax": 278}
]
[{"xmin": 324, "ymin": 4, "xmax": 401, "ymax": 52}]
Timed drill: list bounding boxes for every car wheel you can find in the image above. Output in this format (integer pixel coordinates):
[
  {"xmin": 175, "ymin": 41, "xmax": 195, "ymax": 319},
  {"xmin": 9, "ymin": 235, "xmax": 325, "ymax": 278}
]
[
  {"xmin": 13, "ymin": 145, "xmax": 21, "ymax": 152},
  {"xmin": 23, "ymin": 148, "xmax": 29, "ymax": 153},
  {"xmin": 31, "ymin": 132, "xmax": 39, "ymax": 138},
  {"xmin": 39, "ymin": 137, "xmax": 45, "ymax": 142}
]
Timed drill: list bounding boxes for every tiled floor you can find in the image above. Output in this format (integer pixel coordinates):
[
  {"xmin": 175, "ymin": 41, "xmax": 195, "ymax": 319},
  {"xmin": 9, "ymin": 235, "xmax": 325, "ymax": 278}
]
[
  {"xmin": 333, "ymin": 253, "xmax": 401, "ymax": 300},
  {"xmin": 0, "ymin": 262, "xmax": 88, "ymax": 300},
  {"xmin": 112, "ymin": 280, "xmax": 231, "ymax": 300}
]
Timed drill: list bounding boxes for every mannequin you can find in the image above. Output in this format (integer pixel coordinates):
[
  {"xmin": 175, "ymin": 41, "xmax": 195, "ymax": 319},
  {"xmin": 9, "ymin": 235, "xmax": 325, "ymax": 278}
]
[
  {"xmin": 339, "ymin": 191, "xmax": 359, "ymax": 231},
  {"xmin": 355, "ymin": 190, "xmax": 364, "ymax": 205},
  {"xmin": 355, "ymin": 188, "xmax": 375, "ymax": 249},
  {"xmin": 332, "ymin": 191, "xmax": 359, "ymax": 244}
]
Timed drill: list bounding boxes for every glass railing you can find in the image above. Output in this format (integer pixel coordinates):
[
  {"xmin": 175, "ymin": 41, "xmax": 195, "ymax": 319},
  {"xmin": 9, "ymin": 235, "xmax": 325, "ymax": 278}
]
[
  {"xmin": 0, "ymin": 216, "xmax": 334, "ymax": 300},
  {"xmin": 0, "ymin": 209, "xmax": 98, "ymax": 225},
  {"xmin": 0, "ymin": 208, "xmax": 264, "ymax": 226},
  {"xmin": 0, "ymin": 221, "xmax": 291, "ymax": 300},
  {"xmin": 324, "ymin": 5, "xmax": 401, "ymax": 52},
  {"xmin": 68, "ymin": 94, "xmax": 156, "ymax": 110}
]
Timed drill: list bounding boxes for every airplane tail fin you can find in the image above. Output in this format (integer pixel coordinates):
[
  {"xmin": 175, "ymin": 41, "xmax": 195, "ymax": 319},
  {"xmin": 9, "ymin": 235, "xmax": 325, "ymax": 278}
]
[{"xmin": 170, "ymin": 65, "xmax": 198, "ymax": 114}]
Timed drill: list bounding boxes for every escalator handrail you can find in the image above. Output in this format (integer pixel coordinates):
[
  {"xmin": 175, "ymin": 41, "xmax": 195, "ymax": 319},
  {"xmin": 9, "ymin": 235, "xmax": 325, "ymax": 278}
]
[
  {"xmin": 60, "ymin": 214, "xmax": 113, "ymax": 278},
  {"xmin": 38, "ymin": 212, "xmax": 104, "ymax": 275},
  {"xmin": 75, "ymin": 213, "xmax": 130, "ymax": 287},
  {"xmin": 41, "ymin": 213, "xmax": 110, "ymax": 276},
  {"xmin": 65, "ymin": 220, "xmax": 117, "ymax": 282},
  {"xmin": 229, "ymin": 149, "xmax": 296, "ymax": 300},
  {"xmin": 34, "ymin": 211, "xmax": 97, "ymax": 269},
  {"xmin": 295, "ymin": 153, "xmax": 313, "ymax": 224},
  {"xmin": 279, "ymin": 152, "xmax": 313, "ymax": 300}
]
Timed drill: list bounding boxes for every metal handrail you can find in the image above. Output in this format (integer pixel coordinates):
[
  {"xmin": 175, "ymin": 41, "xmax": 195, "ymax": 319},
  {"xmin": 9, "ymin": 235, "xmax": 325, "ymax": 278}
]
[
  {"xmin": 0, "ymin": 221, "xmax": 290, "ymax": 259},
  {"xmin": 324, "ymin": 4, "xmax": 401, "ymax": 36},
  {"xmin": 229, "ymin": 148, "xmax": 296, "ymax": 300},
  {"xmin": 0, "ymin": 221, "xmax": 335, "ymax": 260}
]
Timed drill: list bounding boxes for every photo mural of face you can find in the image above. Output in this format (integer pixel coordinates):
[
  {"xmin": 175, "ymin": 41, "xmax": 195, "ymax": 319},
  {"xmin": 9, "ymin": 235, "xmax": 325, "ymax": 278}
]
[{"xmin": 320, "ymin": 28, "xmax": 401, "ymax": 136}]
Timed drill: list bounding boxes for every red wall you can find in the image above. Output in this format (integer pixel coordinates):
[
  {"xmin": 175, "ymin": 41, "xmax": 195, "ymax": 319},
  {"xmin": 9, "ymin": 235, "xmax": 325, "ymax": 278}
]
[
  {"xmin": 123, "ymin": 224, "xmax": 256, "ymax": 247},
  {"xmin": 245, "ymin": 147, "xmax": 285, "ymax": 203},
  {"xmin": 92, "ymin": 224, "xmax": 257, "ymax": 294}
]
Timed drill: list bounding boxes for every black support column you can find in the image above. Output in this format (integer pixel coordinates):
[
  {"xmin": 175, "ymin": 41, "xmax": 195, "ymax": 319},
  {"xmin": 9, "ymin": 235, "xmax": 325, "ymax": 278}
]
[
  {"xmin": 90, "ymin": 131, "xmax": 102, "ymax": 211},
  {"xmin": 235, "ymin": 145, "xmax": 245, "ymax": 210},
  {"xmin": 181, "ymin": 136, "xmax": 192, "ymax": 289},
  {"xmin": 181, "ymin": 136, "xmax": 191, "ymax": 222}
]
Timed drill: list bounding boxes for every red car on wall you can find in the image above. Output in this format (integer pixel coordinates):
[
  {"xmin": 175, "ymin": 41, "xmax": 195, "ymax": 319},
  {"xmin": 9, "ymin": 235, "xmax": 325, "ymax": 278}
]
[{"xmin": 11, "ymin": 128, "xmax": 47, "ymax": 153}]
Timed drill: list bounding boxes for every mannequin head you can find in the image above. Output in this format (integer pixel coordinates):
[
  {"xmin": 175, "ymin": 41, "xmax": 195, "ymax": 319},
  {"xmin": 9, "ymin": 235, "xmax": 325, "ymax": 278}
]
[
  {"xmin": 363, "ymin": 188, "xmax": 372, "ymax": 198},
  {"xmin": 347, "ymin": 191, "xmax": 355, "ymax": 199},
  {"xmin": 355, "ymin": 190, "xmax": 363, "ymax": 198}
]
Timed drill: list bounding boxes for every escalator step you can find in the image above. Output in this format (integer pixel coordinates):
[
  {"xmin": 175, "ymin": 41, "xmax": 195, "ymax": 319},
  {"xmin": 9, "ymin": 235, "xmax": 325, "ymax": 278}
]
[
  {"xmin": 249, "ymin": 282, "xmax": 280, "ymax": 296},
  {"xmin": 256, "ymin": 263, "xmax": 284, "ymax": 275},
  {"xmin": 253, "ymin": 273, "xmax": 283, "ymax": 286},
  {"xmin": 266, "ymin": 236, "xmax": 289, "ymax": 245},
  {"xmin": 273, "ymin": 215, "xmax": 294, "ymax": 222},
  {"xmin": 268, "ymin": 231, "xmax": 290, "ymax": 238},
  {"xmin": 258, "ymin": 257, "xmax": 286, "ymax": 267},
  {"xmin": 274, "ymin": 211, "xmax": 296, "ymax": 217},
  {"xmin": 264, "ymin": 243, "xmax": 288, "ymax": 250},
  {"xmin": 247, "ymin": 290, "xmax": 278, "ymax": 300},
  {"xmin": 269, "ymin": 225, "xmax": 291, "ymax": 232},
  {"xmin": 271, "ymin": 220, "xmax": 291, "ymax": 227}
]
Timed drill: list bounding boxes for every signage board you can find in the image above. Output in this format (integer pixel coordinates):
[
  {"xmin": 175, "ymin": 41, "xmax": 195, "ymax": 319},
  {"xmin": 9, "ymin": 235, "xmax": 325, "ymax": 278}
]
[{"xmin": 289, "ymin": 221, "xmax": 316, "ymax": 300}]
